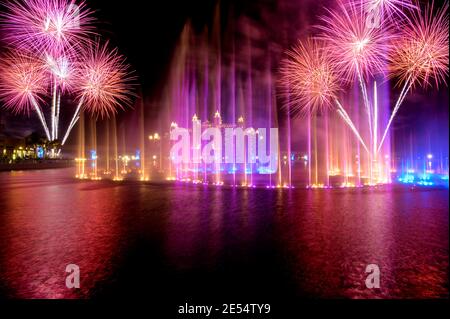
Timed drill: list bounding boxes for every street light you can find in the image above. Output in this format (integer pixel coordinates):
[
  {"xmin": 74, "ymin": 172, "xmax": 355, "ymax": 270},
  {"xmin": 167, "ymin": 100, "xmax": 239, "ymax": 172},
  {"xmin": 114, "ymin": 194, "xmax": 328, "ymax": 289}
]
[
  {"xmin": 148, "ymin": 132, "xmax": 162, "ymax": 171},
  {"xmin": 149, "ymin": 133, "xmax": 160, "ymax": 141}
]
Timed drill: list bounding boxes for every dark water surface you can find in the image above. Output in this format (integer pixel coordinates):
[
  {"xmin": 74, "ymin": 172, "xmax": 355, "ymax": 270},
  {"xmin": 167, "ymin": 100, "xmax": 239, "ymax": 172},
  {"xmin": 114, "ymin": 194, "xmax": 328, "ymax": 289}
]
[{"xmin": 0, "ymin": 168, "xmax": 448, "ymax": 304}]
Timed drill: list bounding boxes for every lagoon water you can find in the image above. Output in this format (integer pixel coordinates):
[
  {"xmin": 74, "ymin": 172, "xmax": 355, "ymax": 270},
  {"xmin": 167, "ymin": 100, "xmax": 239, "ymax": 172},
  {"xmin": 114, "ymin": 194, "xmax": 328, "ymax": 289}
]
[{"xmin": 0, "ymin": 168, "xmax": 447, "ymax": 304}]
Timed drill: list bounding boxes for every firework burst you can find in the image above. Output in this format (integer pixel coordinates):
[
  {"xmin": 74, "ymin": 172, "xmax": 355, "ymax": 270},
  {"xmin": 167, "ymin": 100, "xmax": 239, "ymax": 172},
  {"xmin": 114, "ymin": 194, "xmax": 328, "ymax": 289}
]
[
  {"xmin": 45, "ymin": 52, "xmax": 77, "ymax": 92},
  {"xmin": 75, "ymin": 41, "xmax": 135, "ymax": 118},
  {"xmin": 0, "ymin": 50, "xmax": 47, "ymax": 114},
  {"xmin": 0, "ymin": 0, "xmax": 95, "ymax": 56},
  {"xmin": 280, "ymin": 38, "xmax": 340, "ymax": 116},
  {"xmin": 317, "ymin": 1, "xmax": 394, "ymax": 83},
  {"xmin": 61, "ymin": 41, "xmax": 135, "ymax": 145},
  {"xmin": 0, "ymin": 50, "xmax": 51, "ymax": 140},
  {"xmin": 388, "ymin": 1, "xmax": 449, "ymax": 88}
]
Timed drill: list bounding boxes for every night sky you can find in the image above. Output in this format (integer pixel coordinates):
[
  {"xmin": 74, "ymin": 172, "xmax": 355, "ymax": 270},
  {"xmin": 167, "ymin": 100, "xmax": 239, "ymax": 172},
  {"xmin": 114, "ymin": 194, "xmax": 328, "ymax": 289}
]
[{"xmin": 0, "ymin": 0, "xmax": 448, "ymax": 156}]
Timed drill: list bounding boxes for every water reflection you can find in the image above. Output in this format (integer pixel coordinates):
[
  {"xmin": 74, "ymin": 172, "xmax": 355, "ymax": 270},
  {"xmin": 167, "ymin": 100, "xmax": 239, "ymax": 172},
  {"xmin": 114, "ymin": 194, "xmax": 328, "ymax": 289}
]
[{"xmin": 0, "ymin": 169, "xmax": 447, "ymax": 299}]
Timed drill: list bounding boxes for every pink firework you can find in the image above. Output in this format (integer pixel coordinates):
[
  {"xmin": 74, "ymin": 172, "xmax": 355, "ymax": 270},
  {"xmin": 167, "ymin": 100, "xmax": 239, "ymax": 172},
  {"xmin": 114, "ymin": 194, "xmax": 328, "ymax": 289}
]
[
  {"xmin": 280, "ymin": 38, "xmax": 340, "ymax": 116},
  {"xmin": 75, "ymin": 41, "xmax": 135, "ymax": 118},
  {"xmin": 0, "ymin": 0, "xmax": 95, "ymax": 56},
  {"xmin": 388, "ymin": 1, "xmax": 449, "ymax": 88},
  {"xmin": 0, "ymin": 50, "xmax": 47, "ymax": 114},
  {"xmin": 317, "ymin": 0, "xmax": 395, "ymax": 83},
  {"xmin": 44, "ymin": 51, "xmax": 77, "ymax": 92}
]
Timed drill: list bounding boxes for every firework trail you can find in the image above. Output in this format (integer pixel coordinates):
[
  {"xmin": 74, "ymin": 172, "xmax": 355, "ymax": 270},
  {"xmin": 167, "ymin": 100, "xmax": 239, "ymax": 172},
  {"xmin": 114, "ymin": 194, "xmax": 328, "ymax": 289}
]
[
  {"xmin": 0, "ymin": 51, "xmax": 51, "ymax": 140},
  {"xmin": 335, "ymin": 99, "xmax": 370, "ymax": 153},
  {"xmin": 378, "ymin": 1, "xmax": 449, "ymax": 153},
  {"xmin": 45, "ymin": 51, "xmax": 78, "ymax": 139}
]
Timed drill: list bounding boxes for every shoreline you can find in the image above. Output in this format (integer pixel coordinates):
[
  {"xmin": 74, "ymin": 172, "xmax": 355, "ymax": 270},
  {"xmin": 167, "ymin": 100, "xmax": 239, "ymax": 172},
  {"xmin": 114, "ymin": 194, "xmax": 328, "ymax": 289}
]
[{"xmin": 0, "ymin": 160, "xmax": 75, "ymax": 172}]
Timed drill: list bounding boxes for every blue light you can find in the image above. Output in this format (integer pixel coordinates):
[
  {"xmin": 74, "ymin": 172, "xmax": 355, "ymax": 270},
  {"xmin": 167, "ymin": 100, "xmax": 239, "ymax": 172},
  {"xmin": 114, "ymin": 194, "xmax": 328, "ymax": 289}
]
[
  {"xmin": 398, "ymin": 174, "xmax": 415, "ymax": 184},
  {"xmin": 257, "ymin": 167, "xmax": 277, "ymax": 174},
  {"xmin": 227, "ymin": 166, "xmax": 238, "ymax": 174},
  {"xmin": 398, "ymin": 171, "xmax": 448, "ymax": 187},
  {"xmin": 36, "ymin": 146, "xmax": 44, "ymax": 159},
  {"xmin": 417, "ymin": 181, "xmax": 434, "ymax": 186}
]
